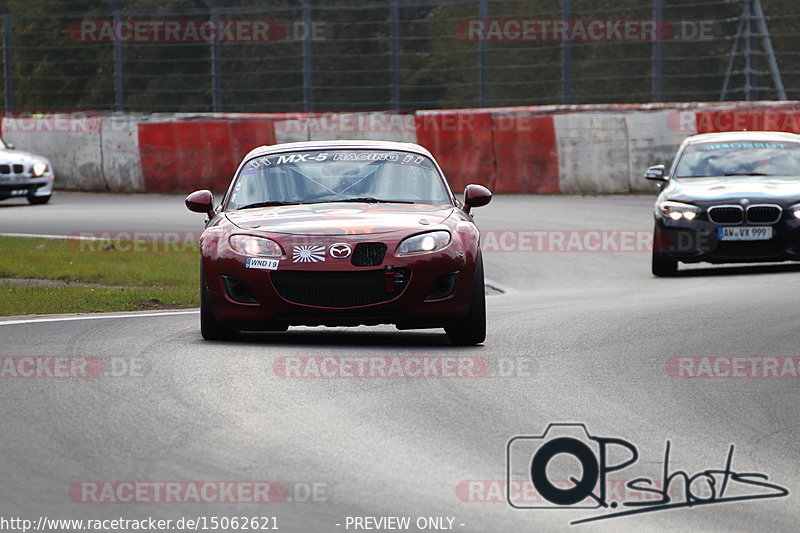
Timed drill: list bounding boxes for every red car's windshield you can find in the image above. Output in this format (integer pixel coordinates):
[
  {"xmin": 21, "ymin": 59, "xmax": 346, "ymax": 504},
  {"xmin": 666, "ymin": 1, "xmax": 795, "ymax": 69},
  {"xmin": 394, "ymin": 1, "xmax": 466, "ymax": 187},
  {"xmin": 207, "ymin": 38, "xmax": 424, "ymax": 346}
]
[{"xmin": 227, "ymin": 150, "xmax": 452, "ymax": 210}]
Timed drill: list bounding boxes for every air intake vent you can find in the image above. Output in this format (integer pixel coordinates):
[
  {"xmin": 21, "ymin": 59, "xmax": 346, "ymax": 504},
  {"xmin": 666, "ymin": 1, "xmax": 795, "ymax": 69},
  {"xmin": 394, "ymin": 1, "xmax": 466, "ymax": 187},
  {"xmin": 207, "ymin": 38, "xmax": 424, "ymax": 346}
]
[
  {"xmin": 351, "ymin": 242, "xmax": 387, "ymax": 267},
  {"xmin": 271, "ymin": 268, "xmax": 409, "ymax": 307},
  {"xmin": 746, "ymin": 204, "xmax": 782, "ymax": 224}
]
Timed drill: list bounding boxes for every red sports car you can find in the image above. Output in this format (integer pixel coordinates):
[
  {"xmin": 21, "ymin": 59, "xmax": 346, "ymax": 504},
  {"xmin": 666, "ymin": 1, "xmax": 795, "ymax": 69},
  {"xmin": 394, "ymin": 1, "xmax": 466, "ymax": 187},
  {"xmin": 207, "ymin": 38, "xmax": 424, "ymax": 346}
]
[{"xmin": 185, "ymin": 140, "xmax": 492, "ymax": 345}]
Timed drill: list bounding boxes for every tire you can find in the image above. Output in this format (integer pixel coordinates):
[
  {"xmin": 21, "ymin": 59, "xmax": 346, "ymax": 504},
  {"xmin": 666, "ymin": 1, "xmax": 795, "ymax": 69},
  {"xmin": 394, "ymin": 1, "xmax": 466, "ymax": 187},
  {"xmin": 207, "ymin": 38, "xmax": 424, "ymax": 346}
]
[
  {"xmin": 652, "ymin": 251, "xmax": 678, "ymax": 277},
  {"xmin": 445, "ymin": 253, "xmax": 486, "ymax": 346},
  {"xmin": 27, "ymin": 195, "xmax": 50, "ymax": 205},
  {"xmin": 200, "ymin": 267, "xmax": 236, "ymax": 341}
]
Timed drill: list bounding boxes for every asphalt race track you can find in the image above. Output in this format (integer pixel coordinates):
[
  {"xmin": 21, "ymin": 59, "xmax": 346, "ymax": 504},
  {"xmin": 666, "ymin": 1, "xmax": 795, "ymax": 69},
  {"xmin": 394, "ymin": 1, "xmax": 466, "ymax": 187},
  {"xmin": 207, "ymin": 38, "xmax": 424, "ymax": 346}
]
[{"xmin": 2, "ymin": 192, "xmax": 799, "ymax": 532}]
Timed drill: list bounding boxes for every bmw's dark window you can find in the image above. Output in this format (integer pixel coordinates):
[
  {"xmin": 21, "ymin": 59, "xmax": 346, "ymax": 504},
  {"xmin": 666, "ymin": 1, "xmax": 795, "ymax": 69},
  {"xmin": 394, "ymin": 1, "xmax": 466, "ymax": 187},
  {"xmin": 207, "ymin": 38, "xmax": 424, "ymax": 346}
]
[{"xmin": 675, "ymin": 141, "xmax": 800, "ymax": 178}]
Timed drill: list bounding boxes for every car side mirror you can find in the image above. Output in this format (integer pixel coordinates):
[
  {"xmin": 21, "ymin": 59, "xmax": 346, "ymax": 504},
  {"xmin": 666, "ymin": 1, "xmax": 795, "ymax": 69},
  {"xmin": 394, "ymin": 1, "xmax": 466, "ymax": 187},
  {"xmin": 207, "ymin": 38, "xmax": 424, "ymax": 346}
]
[
  {"xmin": 185, "ymin": 189, "xmax": 215, "ymax": 218},
  {"xmin": 463, "ymin": 184, "xmax": 492, "ymax": 213},
  {"xmin": 645, "ymin": 164, "xmax": 667, "ymax": 181}
]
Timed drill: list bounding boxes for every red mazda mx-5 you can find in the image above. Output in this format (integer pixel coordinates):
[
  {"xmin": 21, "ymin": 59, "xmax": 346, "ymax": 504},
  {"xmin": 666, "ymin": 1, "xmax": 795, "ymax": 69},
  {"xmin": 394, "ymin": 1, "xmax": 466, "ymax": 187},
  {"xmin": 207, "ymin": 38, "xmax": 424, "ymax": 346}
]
[{"xmin": 185, "ymin": 140, "xmax": 492, "ymax": 345}]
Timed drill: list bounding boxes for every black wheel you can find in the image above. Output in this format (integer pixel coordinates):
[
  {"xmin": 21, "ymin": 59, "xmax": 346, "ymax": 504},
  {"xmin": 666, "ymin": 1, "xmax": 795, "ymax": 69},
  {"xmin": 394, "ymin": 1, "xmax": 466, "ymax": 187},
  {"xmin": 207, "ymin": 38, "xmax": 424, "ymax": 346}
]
[
  {"xmin": 652, "ymin": 251, "xmax": 678, "ymax": 277},
  {"xmin": 27, "ymin": 195, "xmax": 50, "ymax": 205},
  {"xmin": 445, "ymin": 253, "xmax": 486, "ymax": 346},
  {"xmin": 200, "ymin": 267, "xmax": 236, "ymax": 340}
]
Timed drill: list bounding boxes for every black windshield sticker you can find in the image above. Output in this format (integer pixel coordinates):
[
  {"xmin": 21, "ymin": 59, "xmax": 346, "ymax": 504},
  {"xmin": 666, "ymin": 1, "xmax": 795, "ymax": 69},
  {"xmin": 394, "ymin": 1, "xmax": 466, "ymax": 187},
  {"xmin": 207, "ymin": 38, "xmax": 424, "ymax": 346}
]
[
  {"xmin": 332, "ymin": 152, "xmax": 399, "ymax": 162},
  {"xmin": 699, "ymin": 142, "xmax": 791, "ymax": 151},
  {"xmin": 245, "ymin": 151, "xmax": 432, "ymax": 170}
]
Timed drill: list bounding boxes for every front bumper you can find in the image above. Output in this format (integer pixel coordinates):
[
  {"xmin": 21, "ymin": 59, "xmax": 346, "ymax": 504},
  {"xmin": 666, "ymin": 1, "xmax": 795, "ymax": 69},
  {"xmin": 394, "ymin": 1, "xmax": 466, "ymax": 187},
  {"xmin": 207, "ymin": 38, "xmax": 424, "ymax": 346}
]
[
  {"xmin": 0, "ymin": 173, "xmax": 54, "ymax": 199},
  {"xmin": 201, "ymin": 229, "xmax": 481, "ymax": 330},
  {"xmin": 654, "ymin": 216, "xmax": 800, "ymax": 263}
]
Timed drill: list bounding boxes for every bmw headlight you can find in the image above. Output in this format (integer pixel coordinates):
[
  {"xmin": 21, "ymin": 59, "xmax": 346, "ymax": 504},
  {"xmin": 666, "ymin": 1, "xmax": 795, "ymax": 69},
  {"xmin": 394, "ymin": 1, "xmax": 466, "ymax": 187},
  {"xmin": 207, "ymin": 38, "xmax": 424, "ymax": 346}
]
[
  {"xmin": 32, "ymin": 162, "xmax": 47, "ymax": 177},
  {"xmin": 790, "ymin": 203, "xmax": 800, "ymax": 219},
  {"xmin": 397, "ymin": 231, "xmax": 451, "ymax": 255},
  {"xmin": 229, "ymin": 235, "xmax": 283, "ymax": 257},
  {"xmin": 658, "ymin": 200, "xmax": 701, "ymax": 221}
]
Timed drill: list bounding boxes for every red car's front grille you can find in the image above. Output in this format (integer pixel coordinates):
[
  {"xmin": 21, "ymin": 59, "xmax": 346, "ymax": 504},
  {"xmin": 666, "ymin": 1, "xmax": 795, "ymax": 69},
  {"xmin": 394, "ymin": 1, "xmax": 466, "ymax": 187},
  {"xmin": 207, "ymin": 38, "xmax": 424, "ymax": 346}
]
[{"xmin": 270, "ymin": 268, "xmax": 410, "ymax": 307}]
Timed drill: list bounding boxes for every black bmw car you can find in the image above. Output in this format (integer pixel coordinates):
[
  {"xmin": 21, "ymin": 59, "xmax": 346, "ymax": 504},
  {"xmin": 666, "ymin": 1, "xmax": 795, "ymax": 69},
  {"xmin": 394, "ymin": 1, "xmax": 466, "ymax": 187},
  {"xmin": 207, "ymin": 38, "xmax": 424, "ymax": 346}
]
[{"xmin": 647, "ymin": 131, "xmax": 800, "ymax": 276}]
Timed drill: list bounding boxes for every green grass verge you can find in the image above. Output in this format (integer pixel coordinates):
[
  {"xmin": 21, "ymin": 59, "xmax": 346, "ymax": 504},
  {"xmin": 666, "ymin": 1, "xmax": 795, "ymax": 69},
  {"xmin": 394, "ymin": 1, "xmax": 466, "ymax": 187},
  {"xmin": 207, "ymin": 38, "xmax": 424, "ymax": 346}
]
[
  {"xmin": 0, "ymin": 237, "xmax": 200, "ymax": 316},
  {"xmin": 0, "ymin": 285, "xmax": 198, "ymax": 316}
]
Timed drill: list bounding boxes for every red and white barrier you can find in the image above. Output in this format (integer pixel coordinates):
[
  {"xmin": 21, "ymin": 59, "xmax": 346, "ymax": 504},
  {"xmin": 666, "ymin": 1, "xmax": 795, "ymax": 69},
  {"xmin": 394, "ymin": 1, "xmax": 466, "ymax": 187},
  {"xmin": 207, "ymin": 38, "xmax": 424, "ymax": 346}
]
[
  {"xmin": 415, "ymin": 110, "xmax": 496, "ymax": 192},
  {"xmin": 490, "ymin": 112, "xmax": 559, "ymax": 194},
  {"xmin": 3, "ymin": 101, "xmax": 800, "ymax": 195},
  {"xmin": 137, "ymin": 117, "xmax": 277, "ymax": 193},
  {"xmin": 625, "ymin": 109, "xmax": 696, "ymax": 193},
  {"xmin": 102, "ymin": 115, "xmax": 145, "ymax": 192},
  {"xmin": 554, "ymin": 112, "xmax": 631, "ymax": 193},
  {"xmin": 1, "ymin": 114, "xmax": 109, "ymax": 191},
  {"xmin": 274, "ymin": 112, "xmax": 417, "ymax": 143}
]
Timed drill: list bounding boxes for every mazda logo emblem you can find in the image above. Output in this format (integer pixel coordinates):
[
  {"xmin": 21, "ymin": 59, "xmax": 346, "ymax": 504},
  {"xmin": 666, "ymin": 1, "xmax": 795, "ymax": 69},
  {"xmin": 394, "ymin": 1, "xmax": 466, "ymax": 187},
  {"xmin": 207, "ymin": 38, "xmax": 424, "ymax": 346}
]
[{"xmin": 329, "ymin": 243, "xmax": 352, "ymax": 259}]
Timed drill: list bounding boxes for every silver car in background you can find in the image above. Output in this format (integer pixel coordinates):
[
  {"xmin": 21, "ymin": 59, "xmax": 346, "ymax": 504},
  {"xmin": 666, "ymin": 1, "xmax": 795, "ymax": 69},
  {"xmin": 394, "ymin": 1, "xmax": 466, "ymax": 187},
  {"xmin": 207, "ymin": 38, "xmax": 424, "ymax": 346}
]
[{"xmin": 0, "ymin": 137, "xmax": 55, "ymax": 205}]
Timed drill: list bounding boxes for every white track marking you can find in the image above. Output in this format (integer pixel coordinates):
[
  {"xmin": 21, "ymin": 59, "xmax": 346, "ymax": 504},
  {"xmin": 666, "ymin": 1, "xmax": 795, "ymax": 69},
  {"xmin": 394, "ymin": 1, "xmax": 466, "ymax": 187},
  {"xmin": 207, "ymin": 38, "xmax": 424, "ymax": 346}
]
[
  {"xmin": 0, "ymin": 310, "xmax": 199, "ymax": 326},
  {"xmin": 0, "ymin": 232, "xmax": 108, "ymax": 240}
]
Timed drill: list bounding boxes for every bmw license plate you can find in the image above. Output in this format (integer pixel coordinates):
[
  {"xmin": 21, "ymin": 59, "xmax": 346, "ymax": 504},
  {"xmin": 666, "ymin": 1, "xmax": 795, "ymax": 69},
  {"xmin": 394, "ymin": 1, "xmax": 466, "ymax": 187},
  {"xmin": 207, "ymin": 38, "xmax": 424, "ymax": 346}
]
[{"xmin": 718, "ymin": 226, "xmax": 773, "ymax": 241}]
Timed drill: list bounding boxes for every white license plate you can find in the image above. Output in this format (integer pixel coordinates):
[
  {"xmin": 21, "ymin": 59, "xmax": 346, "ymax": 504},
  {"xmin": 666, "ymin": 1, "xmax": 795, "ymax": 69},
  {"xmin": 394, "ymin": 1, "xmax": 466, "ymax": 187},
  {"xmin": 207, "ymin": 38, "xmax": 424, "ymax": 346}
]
[
  {"xmin": 245, "ymin": 258, "xmax": 279, "ymax": 270},
  {"xmin": 718, "ymin": 226, "xmax": 773, "ymax": 241}
]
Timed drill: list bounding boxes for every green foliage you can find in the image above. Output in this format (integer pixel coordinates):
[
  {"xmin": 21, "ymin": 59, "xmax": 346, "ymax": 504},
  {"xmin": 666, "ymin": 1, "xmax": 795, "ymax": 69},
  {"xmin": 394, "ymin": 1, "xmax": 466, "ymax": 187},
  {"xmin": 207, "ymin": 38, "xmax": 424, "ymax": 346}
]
[{"xmin": 0, "ymin": 1, "xmax": 796, "ymax": 111}]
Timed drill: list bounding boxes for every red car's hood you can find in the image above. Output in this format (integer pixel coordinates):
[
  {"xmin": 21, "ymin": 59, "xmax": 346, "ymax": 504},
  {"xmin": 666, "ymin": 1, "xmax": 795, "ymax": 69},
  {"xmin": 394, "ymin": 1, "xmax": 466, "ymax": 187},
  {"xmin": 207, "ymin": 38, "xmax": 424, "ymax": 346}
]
[{"xmin": 225, "ymin": 203, "xmax": 455, "ymax": 235}]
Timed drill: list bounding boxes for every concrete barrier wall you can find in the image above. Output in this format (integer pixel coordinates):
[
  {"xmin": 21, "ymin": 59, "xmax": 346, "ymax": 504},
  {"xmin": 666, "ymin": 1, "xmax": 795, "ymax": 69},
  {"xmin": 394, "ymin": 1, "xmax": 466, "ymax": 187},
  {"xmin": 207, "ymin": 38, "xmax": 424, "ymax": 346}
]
[
  {"xmin": 102, "ymin": 115, "xmax": 145, "ymax": 192},
  {"xmin": 1, "ymin": 114, "xmax": 107, "ymax": 191},
  {"xmin": 555, "ymin": 113, "xmax": 631, "ymax": 194},
  {"xmin": 625, "ymin": 109, "xmax": 696, "ymax": 193},
  {"xmin": 4, "ymin": 101, "xmax": 799, "ymax": 194}
]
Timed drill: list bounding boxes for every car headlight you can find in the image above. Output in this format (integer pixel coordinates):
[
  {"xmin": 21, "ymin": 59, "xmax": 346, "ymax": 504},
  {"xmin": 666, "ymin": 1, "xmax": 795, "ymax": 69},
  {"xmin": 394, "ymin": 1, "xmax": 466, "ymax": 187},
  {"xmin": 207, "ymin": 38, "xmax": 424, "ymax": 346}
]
[
  {"xmin": 32, "ymin": 162, "xmax": 47, "ymax": 177},
  {"xmin": 397, "ymin": 231, "xmax": 451, "ymax": 255},
  {"xmin": 229, "ymin": 235, "xmax": 283, "ymax": 257},
  {"xmin": 790, "ymin": 203, "xmax": 800, "ymax": 219},
  {"xmin": 658, "ymin": 200, "xmax": 701, "ymax": 221}
]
